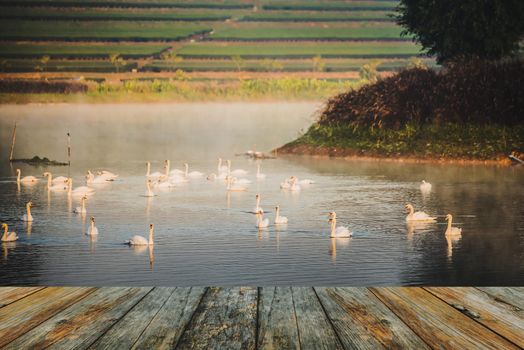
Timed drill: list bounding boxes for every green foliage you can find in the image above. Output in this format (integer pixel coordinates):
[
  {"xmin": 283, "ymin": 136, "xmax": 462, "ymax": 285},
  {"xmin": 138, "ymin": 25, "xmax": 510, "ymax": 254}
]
[
  {"xmin": 109, "ymin": 53, "xmax": 126, "ymax": 73},
  {"xmin": 312, "ymin": 55, "xmax": 325, "ymax": 72},
  {"xmin": 395, "ymin": 0, "xmax": 524, "ymax": 63},
  {"xmin": 359, "ymin": 60, "xmax": 381, "ymax": 83}
]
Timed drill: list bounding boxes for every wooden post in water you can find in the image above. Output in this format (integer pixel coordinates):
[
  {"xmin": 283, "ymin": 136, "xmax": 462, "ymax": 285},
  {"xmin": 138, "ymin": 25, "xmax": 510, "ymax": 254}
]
[
  {"xmin": 67, "ymin": 132, "xmax": 71, "ymax": 177},
  {"xmin": 8, "ymin": 121, "xmax": 17, "ymax": 161}
]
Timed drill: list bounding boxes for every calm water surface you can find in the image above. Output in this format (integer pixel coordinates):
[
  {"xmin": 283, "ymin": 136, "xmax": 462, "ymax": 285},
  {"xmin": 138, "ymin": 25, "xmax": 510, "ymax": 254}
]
[{"xmin": 0, "ymin": 103, "xmax": 523, "ymax": 286}]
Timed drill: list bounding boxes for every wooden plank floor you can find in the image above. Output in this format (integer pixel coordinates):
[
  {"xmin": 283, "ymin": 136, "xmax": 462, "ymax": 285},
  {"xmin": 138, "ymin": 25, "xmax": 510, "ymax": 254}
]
[{"xmin": 0, "ymin": 287, "xmax": 522, "ymax": 350}]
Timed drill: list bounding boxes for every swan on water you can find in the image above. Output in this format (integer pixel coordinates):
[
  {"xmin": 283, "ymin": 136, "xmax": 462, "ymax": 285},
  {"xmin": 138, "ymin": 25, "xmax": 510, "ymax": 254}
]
[
  {"xmin": 289, "ymin": 177, "xmax": 301, "ymax": 192},
  {"xmin": 256, "ymin": 213, "xmax": 269, "ymax": 229},
  {"xmin": 87, "ymin": 217, "xmax": 99, "ymax": 236},
  {"xmin": 297, "ymin": 178, "xmax": 315, "ymax": 185},
  {"xmin": 169, "ymin": 160, "xmax": 185, "ymax": 176},
  {"xmin": 217, "ymin": 158, "xmax": 228, "ymax": 173},
  {"xmin": 253, "ymin": 194, "xmax": 264, "ymax": 214},
  {"xmin": 226, "ymin": 175, "xmax": 247, "ymax": 192},
  {"xmin": 1, "ymin": 223, "xmax": 18, "ymax": 242},
  {"xmin": 16, "ymin": 169, "xmax": 39, "ymax": 184},
  {"xmin": 420, "ymin": 180, "xmax": 432, "ymax": 193},
  {"xmin": 329, "ymin": 212, "xmax": 352, "ymax": 238},
  {"xmin": 256, "ymin": 163, "xmax": 266, "ymax": 180},
  {"xmin": 184, "ymin": 163, "xmax": 204, "ymax": 178},
  {"xmin": 97, "ymin": 170, "xmax": 118, "ymax": 181},
  {"xmin": 405, "ymin": 203, "xmax": 436, "ymax": 222},
  {"xmin": 21, "ymin": 201, "xmax": 33, "ymax": 222},
  {"xmin": 44, "ymin": 173, "xmax": 69, "ymax": 191},
  {"xmin": 146, "ymin": 161, "xmax": 163, "ymax": 180},
  {"xmin": 274, "ymin": 205, "xmax": 288, "ymax": 224},
  {"xmin": 207, "ymin": 173, "xmax": 217, "ymax": 181},
  {"xmin": 125, "ymin": 223, "xmax": 154, "ymax": 246},
  {"xmin": 68, "ymin": 178, "xmax": 95, "ymax": 197},
  {"xmin": 227, "ymin": 160, "xmax": 248, "ymax": 177},
  {"xmin": 86, "ymin": 170, "xmax": 107, "ymax": 184},
  {"xmin": 43, "ymin": 172, "xmax": 68, "ymax": 185},
  {"xmin": 231, "ymin": 177, "xmax": 251, "ymax": 185},
  {"xmin": 144, "ymin": 179, "xmax": 155, "ymax": 197},
  {"xmin": 73, "ymin": 195, "xmax": 87, "ymax": 214},
  {"xmin": 445, "ymin": 214, "xmax": 462, "ymax": 236}
]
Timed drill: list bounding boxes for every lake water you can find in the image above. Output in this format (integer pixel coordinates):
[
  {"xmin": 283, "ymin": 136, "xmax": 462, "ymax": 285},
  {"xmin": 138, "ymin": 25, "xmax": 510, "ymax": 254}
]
[{"xmin": 0, "ymin": 103, "xmax": 523, "ymax": 286}]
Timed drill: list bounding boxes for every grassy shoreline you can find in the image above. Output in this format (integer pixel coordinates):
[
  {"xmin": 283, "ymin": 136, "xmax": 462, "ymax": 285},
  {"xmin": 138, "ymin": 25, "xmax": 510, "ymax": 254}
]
[{"xmin": 277, "ymin": 123, "xmax": 524, "ymax": 164}]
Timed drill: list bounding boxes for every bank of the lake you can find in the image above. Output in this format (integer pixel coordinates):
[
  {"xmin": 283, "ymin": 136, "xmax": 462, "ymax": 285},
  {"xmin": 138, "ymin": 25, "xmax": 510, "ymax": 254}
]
[{"xmin": 278, "ymin": 60, "xmax": 524, "ymax": 164}]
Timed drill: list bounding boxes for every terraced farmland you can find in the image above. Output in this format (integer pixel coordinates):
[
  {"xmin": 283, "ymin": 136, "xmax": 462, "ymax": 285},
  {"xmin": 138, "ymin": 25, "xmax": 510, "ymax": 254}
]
[{"xmin": 1, "ymin": 0, "xmax": 437, "ymax": 95}]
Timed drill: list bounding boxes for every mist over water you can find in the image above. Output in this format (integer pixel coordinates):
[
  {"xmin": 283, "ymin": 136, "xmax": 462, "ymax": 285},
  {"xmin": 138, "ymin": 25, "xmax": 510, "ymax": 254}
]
[{"xmin": 0, "ymin": 103, "xmax": 523, "ymax": 286}]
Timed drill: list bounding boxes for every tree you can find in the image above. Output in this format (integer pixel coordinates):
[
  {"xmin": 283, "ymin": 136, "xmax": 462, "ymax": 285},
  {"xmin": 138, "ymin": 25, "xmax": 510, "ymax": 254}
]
[
  {"xmin": 231, "ymin": 55, "xmax": 245, "ymax": 72},
  {"xmin": 395, "ymin": 0, "xmax": 524, "ymax": 63},
  {"xmin": 359, "ymin": 60, "xmax": 381, "ymax": 84}
]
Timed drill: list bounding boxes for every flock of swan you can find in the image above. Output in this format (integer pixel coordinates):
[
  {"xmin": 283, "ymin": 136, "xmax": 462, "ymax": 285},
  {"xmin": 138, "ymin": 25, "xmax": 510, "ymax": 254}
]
[{"xmin": 3, "ymin": 162, "xmax": 462, "ymax": 255}]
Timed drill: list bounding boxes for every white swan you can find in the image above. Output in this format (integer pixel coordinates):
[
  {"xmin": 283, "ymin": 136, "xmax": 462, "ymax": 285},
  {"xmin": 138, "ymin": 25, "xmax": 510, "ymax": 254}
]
[
  {"xmin": 256, "ymin": 213, "xmax": 269, "ymax": 229},
  {"xmin": 274, "ymin": 205, "xmax": 288, "ymax": 224},
  {"xmin": 97, "ymin": 170, "xmax": 118, "ymax": 181},
  {"xmin": 43, "ymin": 172, "xmax": 68, "ymax": 185},
  {"xmin": 68, "ymin": 178, "xmax": 95, "ymax": 197},
  {"xmin": 226, "ymin": 175, "xmax": 247, "ymax": 192},
  {"xmin": 87, "ymin": 217, "xmax": 99, "ymax": 236},
  {"xmin": 146, "ymin": 161, "xmax": 163, "ymax": 180},
  {"xmin": 21, "ymin": 201, "xmax": 33, "ymax": 222},
  {"xmin": 184, "ymin": 163, "xmax": 204, "ymax": 178},
  {"xmin": 329, "ymin": 212, "xmax": 352, "ymax": 238},
  {"xmin": 207, "ymin": 173, "xmax": 217, "ymax": 181},
  {"xmin": 256, "ymin": 163, "xmax": 266, "ymax": 180},
  {"xmin": 231, "ymin": 177, "xmax": 251, "ymax": 185},
  {"xmin": 298, "ymin": 178, "xmax": 315, "ymax": 185},
  {"xmin": 126, "ymin": 223, "xmax": 154, "ymax": 246},
  {"xmin": 227, "ymin": 160, "xmax": 248, "ymax": 177},
  {"xmin": 280, "ymin": 179, "xmax": 291, "ymax": 189},
  {"xmin": 217, "ymin": 158, "xmax": 228, "ymax": 173},
  {"xmin": 290, "ymin": 177, "xmax": 301, "ymax": 192},
  {"xmin": 73, "ymin": 195, "xmax": 87, "ymax": 214},
  {"xmin": 1, "ymin": 223, "xmax": 18, "ymax": 242},
  {"xmin": 44, "ymin": 173, "xmax": 69, "ymax": 191},
  {"xmin": 86, "ymin": 170, "xmax": 107, "ymax": 184},
  {"xmin": 16, "ymin": 169, "xmax": 39, "ymax": 184},
  {"xmin": 168, "ymin": 160, "xmax": 185, "ymax": 177},
  {"xmin": 405, "ymin": 203, "xmax": 436, "ymax": 222},
  {"xmin": 420, "ymin": 180, "xmax": 432, "ymax": 193},
  {"xmin": 445, "ymin": 214, "xmax": 462, "ymax": 236},
  {"xmin": 144, "ymin": 179, "xmax": 155, "ymax": 197},
  {"xmin": 253, "ymin": 194, "xmax": 264, "ymax": 214}
]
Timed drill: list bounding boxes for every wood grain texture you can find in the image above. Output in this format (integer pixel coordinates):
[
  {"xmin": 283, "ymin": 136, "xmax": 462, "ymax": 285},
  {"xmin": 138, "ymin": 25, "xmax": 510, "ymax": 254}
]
[
  {"xmin": 4, "ymin": 287, "xmax": 151, "ymax": 350},
  {"xmin": 478, "ymin": 287, "xmax": 524, "ymax": 310},
  {"xmin": 0, "ymin": 287, "xmax": 96, "ymax": 348},
  {"xmin": 0, "ymin": 287, "xmax": 45, "ymax": 308},
  {"xmin": 257, "ymin": 287, "xmax": 300, "ymax": 350},
  {"xmin": 291, "ymin": 287, "xmax": 343, "ymax": 350},
  {"xmin": 316, "ymin": 287, "xmax": 430, "ymax": 350},
  {"xmin": 89, "ymin": 287, "xmax": 175, "ymax": 350},
  {"xmin": 176, "ymin": 287, "xmax": 257, "ymax": 350},
  {"xmin": 425, "ymin": 287, "xmax": 524, "ymax": 348},
  {"xmin": 370, "ymin": 287, "xmax": 520, "ymax": 350},
  {"xmin": 131, "ymin": 287, "xmax": 206, "ymax": 350}
]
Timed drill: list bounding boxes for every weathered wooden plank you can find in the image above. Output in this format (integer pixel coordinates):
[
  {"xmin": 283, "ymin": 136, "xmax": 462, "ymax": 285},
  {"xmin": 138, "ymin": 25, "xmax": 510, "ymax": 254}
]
[
  {"xmin": 89, "ymin": 287, "xmax": 175, "ymax": 350},
  {"xmin": 478, "ymin": 287, "xmax": 524, "ymax": 310},
  {"xmin": 175, "ymin": 287, "xmax": 257, "ymax": 350},
  {"xmin": 0, "ymin": 287, "xmax": 96, "ymax": 348},
  {"xmin": 425, "ymin": 287, "xmax": 524, "ymax": 348},
  {"xmin": 4, "ymin": 287, "xmax": 152, "ymax": 350},
  {"xmin": 291, "ymin": 287, "xmax": 344, "ymax": 350},
  {"xmin": 315, "ymin": 287, "xmax": 430, "ymax": 350},
  {"xmin": 131, "ymin": 287, "xmax": 207, "ymax": 350},
  {"xmin": 0, "ymin": 287, "xmax": 45, "ymax": 308},
  {"xmin": 370, "ymin": 287, "xmax": 519, "ymax": 350},
  {"xmin": 258, "ymin": 287, "xmax": 300, "ymax": 350}
]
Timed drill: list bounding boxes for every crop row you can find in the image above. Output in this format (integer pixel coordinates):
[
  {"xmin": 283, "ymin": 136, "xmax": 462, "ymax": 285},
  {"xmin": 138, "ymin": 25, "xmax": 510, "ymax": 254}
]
[
  {"xmin": 0, "ymin": 44, "xmax": 170, "ymax": 58},
  {"xmin": 0, "ymin": 20, "xmax": 212, "ymax": 41},
  {"xmin": 262, "ymin": 1, "xmax": 398, "ymax": 11},
  {"xmin": 0, "ymin": 59, "xmax": 139, "ymax": 72},
  {"xmin": 0, "ymin": 1, "xmax": 253, "ymax": 9},
  {"xmin": 239, "ymin": 11, "xmax": 393, "ymax": 22}
]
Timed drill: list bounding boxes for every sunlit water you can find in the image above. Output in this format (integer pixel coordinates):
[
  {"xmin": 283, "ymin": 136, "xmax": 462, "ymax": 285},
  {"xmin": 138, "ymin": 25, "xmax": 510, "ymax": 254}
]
[{"xmin": 0, "ymin": 103, "xmax": 523, "ymax": 286}]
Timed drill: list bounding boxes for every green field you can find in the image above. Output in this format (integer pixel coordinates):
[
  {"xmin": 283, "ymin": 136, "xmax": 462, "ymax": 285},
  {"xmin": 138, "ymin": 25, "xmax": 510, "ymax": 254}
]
[
  {"xmin": 0, "ymin": 7, "xmax": 234, "ymax": 21},
  {"xmin": 175, "ymin": 42, "xmax": 422, "ymax": 58},
  {"xmin": 0, "ymin": 59, "xmax": 138, "ymax": 72},
  {"xmin": 144, "ymin": 58, "xmax": 435, "ymax": 72},
  {"xmin": 240, "ymin": 11, "xmax": 393, "ymax": 22},
  {"xmin": 261, "ymin": 1, "xmax": 398, "ymax": 11},
  {"xmin": 0, "ymin": 20, "xmax": 212, "ymax": 41},
  {"xmin": 209, "ymin": 24, "xmax": 407, "ymax": 41},
  {"xmin": 0, "ymin": 43, "xmax": 170, "ymax": 58}
]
